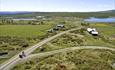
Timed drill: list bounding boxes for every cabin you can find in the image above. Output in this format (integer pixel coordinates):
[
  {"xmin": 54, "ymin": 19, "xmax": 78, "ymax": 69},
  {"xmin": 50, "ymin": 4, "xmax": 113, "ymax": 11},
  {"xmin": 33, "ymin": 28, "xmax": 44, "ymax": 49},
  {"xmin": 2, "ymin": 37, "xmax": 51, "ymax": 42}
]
[
  {"xmin": 57, "ymin": 24, "xmax": 65, "ymax": 28},
  {"xmin": 53, "ymin": 24, "xmax": 65, "ymax": 31},
  {"xmin": 36, "ymin": 16, "xmax": 44, "ymax": 18},
  {"xmin": 47, "ymin": 24, "xmax": 65, "ymax": 33}
]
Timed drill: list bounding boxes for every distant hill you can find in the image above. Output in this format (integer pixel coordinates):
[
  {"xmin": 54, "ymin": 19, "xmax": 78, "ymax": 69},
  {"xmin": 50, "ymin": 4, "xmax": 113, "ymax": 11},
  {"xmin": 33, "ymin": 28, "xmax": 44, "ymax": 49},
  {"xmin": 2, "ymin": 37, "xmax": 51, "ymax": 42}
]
[
  {"xmin": 0, "ymin": 11, "xmax": 32, "ymax": 15},
  {"xmin": 0, "ymin": 10, "xmax": 115, "ymax": 18},
  {"xmin": 0, "ymin": 10, "xmax": 115, "ymax": 15},
  {"xmin": 100, "ymin": 10, "xmax": 115, "ymax": 13}
]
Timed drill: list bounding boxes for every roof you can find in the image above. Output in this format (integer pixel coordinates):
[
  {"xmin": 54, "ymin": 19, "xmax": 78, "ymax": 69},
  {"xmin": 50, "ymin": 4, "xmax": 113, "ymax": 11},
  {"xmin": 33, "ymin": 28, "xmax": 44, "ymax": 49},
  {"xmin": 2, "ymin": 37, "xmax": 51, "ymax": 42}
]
[
  {"xmin": 87, "ymin": 28, "xmax": 97, "ymax": 32},
  {"xmin": 91, "ymin": 31, "xmax": 98, "ymax": 34},
  {"xmin": 57, "ymin": 24, "xmax": 64, "ymax": 26},
  {"xmin": 87, "ymin": 28, "xmax": 93, "ymax": 32}
]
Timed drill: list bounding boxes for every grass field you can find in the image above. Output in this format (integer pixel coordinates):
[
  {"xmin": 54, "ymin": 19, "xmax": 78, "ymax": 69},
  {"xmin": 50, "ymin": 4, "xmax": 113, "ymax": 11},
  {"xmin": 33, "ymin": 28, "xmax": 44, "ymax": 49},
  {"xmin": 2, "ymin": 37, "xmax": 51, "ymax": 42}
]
[
  {"xmin": 91, "ymin": 23, "xmax": 115, "ymax": 38},
  {"xmin": 0, "ymin": 24, "xmax": 53, "ymax": 38},
  {"xmin": 12, "ymin": 49, "xmax": 115, "ymax": 70},
  {"xmin": 90, "ymin": 23, "xmax": 115, "ymax": 46},
  {"xmin": 0, "ymin": 23, "xmax": 56, "ymax": 64},
  {"xmin": 0, "ymin": 17, "xmax": 80, "ymax": 63}
]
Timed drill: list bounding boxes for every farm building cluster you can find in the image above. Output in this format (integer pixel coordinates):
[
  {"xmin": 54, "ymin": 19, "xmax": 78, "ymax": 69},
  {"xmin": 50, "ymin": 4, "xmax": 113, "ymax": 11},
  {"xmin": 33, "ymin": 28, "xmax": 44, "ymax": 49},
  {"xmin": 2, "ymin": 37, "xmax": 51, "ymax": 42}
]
[
  {"xmin": 87, "ymin": 28, "xmax": 99, "ymax": 36},
  {"xmin": 48, "ymin": 24, "xmax": 65, "ymax": 33}
]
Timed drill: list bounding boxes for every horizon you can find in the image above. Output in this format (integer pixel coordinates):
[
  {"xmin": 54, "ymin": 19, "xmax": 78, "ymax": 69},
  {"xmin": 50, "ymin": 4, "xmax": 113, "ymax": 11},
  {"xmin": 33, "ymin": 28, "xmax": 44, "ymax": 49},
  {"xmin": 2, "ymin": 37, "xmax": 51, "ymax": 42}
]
[
  {"xmin": 0, "ymin": 0, "xmax": 115, "ymax": 12},
  {"xmin": 0, "ymin": 9, "xmax": 115, "ymax": 12}
]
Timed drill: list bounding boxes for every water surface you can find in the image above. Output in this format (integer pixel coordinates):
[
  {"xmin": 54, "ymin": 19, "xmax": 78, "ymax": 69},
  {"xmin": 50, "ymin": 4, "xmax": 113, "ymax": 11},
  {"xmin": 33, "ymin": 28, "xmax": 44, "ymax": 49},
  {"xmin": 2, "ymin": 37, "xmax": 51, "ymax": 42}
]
[
  {"xmin": 12, "ymin": 18, "xmax": 37, "ymax": 21},
  {"xmin": 84, "ymin": 17, "xmax": 115, "ymax": 22}
]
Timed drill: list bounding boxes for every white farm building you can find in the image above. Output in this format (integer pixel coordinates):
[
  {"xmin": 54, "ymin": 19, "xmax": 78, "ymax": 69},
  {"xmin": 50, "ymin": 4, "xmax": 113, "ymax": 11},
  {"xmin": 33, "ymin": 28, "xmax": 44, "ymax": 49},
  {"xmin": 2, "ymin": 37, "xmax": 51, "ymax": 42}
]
[{"xmin": 87, "ymin": 28, "xmax": 99, "ymax": 36}]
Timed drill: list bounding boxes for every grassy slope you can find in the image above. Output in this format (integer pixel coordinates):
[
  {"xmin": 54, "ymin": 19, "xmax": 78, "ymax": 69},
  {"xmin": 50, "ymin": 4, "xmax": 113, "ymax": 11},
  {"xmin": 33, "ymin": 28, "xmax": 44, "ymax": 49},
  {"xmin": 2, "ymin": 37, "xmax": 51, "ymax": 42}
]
[
  {"xmin": 32, "ymin": 23, "xmax": 115, "ymax": 54},
  {"xmin": 12, "ymin": 49, "xmax": 115, "ymax": 70}
]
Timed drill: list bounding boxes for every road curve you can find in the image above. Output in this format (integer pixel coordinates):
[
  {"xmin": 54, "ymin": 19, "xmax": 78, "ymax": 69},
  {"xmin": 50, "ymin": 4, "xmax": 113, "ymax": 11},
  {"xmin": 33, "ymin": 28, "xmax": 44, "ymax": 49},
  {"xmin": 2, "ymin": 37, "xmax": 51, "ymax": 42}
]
[
  {"xmin": 0, "ymin": 28, "xmax": 80, "ymax": 70},
  {"xmin": 6, "ymin": 46, "xmax": 115, "ymax": 70},
  {"xmin": 22, "ymin": 46, "xmax": 115, "ymax": 60}
]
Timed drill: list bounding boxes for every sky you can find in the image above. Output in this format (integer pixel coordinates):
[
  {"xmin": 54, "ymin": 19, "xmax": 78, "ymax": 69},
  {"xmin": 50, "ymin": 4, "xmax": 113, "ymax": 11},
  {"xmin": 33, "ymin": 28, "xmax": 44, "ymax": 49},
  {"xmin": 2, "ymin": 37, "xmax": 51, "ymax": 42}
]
[{"xmin": 0, "ymin": 0, "xmax": 115, "ymax": 12}]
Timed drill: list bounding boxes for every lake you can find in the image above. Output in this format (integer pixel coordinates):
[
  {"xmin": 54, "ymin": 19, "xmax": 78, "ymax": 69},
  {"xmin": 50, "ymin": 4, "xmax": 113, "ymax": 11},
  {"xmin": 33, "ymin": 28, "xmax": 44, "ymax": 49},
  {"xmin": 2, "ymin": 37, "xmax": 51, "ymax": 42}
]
[
  {"xmin": 12, "ymin": 18, "xmax": 37, "ymax": 21},
  {"xmin": 84, "ymin": 17, "xmax": 115, "ymax": 22}
]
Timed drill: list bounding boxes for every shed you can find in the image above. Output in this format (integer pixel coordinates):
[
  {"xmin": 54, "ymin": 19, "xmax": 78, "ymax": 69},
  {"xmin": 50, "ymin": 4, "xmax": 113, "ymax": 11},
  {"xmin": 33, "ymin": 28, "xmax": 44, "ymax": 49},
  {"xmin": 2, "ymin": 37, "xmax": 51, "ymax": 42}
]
[{"xmin": 57, "ymin": 24, "xmax": 65, "ymax": 28}]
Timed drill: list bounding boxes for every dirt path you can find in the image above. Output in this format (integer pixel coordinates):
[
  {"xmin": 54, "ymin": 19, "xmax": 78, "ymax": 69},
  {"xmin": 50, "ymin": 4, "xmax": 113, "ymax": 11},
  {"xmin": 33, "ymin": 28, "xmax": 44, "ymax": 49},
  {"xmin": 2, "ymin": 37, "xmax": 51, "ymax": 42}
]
[
  {"xmin": 26, "ymin": 46, "xmax": 115, "ymax": 60},
  {"xmin": 0, "ymin": 28, "xmax": 80, "ymax": 70}
]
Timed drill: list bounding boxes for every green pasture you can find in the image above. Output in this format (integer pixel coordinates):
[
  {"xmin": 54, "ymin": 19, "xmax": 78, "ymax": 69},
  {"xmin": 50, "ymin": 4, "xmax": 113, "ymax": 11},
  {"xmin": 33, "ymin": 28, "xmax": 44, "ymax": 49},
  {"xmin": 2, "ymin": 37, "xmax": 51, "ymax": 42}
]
[
  {"xmin": 0, "ymin": 24, "xmax": 53, "ymax": 38},
  {"xmin": 91, "ymin": 23, "xmax": 115, "ymax": 37}
]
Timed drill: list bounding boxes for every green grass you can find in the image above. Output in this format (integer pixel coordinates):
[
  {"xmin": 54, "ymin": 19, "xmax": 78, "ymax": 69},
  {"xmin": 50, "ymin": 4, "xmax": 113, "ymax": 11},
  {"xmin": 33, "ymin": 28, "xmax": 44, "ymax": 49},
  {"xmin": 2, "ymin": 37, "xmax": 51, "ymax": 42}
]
[
  {"xmin": 0, "ymin": 58, "xmax": 9, "ymax": 64},
  {"xmin": 83, "ymin": 34, "xmax": 113, "ymax": 47},
  {"xmin": 12, "ymin": 49, "xmax": 115, "ymax": 70},
  {"xmin": 0, "ymin": 18, "xmax": 79, "ymax": 64},
  {"xmin": 0, "ymin": 24, "xmax": 53, "ymax": 38},
  {"xmin": 0, "ymin": 24, "xmax": 55, "ymax": 63},
  {"xmin": 33, "ymin": 27, "xmax": 115, "ymax": 54},
  {"xmin": 90, "ymin": 23, "xmax": 115, "ymax": 46},
  {"xmin": 91, "ymin": 23, "xmax": 115, "ymax": 38}
]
